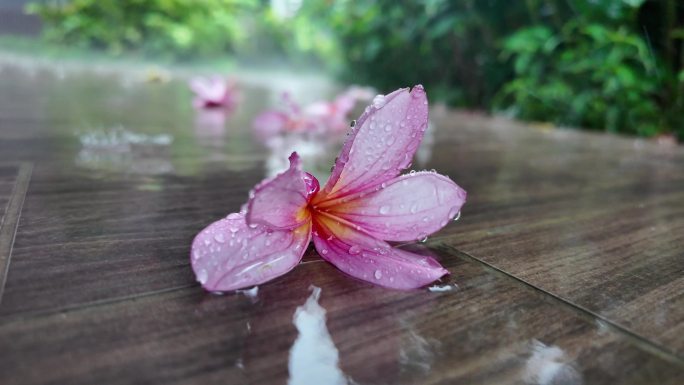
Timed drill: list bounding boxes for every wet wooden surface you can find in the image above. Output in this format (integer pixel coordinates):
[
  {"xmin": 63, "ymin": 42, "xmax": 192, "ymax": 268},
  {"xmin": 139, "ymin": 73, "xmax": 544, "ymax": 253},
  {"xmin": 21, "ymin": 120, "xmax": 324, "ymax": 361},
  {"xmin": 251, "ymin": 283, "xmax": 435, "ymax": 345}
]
[{"xmin": 0, "ymin": 62, "xmax": 683, "ymax": 384}]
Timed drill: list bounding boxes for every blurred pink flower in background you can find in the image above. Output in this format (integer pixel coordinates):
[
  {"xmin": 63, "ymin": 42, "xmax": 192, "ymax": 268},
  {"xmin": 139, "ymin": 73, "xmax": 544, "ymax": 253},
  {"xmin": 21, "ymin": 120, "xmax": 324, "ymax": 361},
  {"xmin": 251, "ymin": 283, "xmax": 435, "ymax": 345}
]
[
  {"xmin": 189, "ymin": 76, "xmax": 239, "ymax": 110},
  {"xmin": 253, "ymin": 86, "xmax": 373, "ymax": 138}
]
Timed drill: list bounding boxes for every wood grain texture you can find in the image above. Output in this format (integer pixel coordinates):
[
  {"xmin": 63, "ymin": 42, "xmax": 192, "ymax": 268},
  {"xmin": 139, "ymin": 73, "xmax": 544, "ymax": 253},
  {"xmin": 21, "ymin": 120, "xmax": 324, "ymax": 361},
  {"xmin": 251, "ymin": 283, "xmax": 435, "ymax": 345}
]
[
  {"xmin": 0, "ymin": 163, "xmax": 32, "ymax": 303},
  {"xmin": 0, "ymin": 63, "xmax": 682, "ymax": 383},
  {"xmin": 0, "ymin": 247, "xmax": 682, "ymax": 385},
  {"xmin": 423, "ymin": 109, "xmax": 684, "ymax": 357}
]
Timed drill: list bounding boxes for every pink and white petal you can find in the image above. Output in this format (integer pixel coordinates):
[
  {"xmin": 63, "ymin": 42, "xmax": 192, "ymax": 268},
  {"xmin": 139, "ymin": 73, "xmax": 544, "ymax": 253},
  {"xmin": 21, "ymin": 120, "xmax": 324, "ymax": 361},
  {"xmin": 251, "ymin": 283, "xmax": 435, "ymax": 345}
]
[
  {"xmin": 316, "ymin": 85, "xmax": 429, "ymax": 201},
  {"xmin": 253, "ymin": 110, "xmax": 289, "ymax": 138},
  {"xmin": 191, "ymin": 212, "xmax": 311, "ymax": 292},
  {"xmin": 327, "ymin": 172, "xmax": 466, "ymax": 242},
  {"xmin": 312, "ymin": 216, "xmax": 448, "ymax": 290},
  {"xmin": 190, "ymin": 77, "xmax": 223, "ymax": 102},
  {"xmin": 247, "ymin": 152, "xmax": 317, "ymax": 230}
]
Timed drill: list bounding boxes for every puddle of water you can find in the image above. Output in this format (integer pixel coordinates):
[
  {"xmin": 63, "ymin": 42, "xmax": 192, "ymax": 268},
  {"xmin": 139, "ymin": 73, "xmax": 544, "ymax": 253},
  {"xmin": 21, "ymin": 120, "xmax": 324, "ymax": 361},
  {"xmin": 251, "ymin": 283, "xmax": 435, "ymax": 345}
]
[
  {"xmin": 523, "ymin": 340, "xmax": 582, "ymax": 385},
  {"xmin": 288, "ymin": 285, "xmax": 350, "ymax": 385}
]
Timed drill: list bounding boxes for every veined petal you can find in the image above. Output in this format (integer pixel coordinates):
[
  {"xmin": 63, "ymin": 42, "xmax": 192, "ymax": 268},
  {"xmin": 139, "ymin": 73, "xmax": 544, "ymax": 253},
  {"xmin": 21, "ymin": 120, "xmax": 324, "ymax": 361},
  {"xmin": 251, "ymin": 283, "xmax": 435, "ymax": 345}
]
[
  {"xmin": 311, "ymin": 214, "xmax": 448, "ymax": 290},
  {"xmin": 191, "ymin": 211, "xmax": 311, "ymax": 292},
  {"xmin": 247, "ymin": 152, "xmax": 318, "ymax": 230},
  {"xmin": 326, "ymin": 172, "xmax": 466, "ymax": 242},
  {"xmin": 315, "ymin": 85, "xmax": 429, "ymax": 202}
]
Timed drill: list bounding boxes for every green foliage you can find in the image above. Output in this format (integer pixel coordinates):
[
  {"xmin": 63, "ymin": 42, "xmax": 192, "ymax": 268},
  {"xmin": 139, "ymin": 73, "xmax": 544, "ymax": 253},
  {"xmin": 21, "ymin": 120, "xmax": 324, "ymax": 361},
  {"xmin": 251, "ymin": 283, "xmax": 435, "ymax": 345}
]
[
  {"xmin": 302, "ymin": 0, "xmax": 529, "ymax": 107},
  {"xmin": 27, "ymin": 0, "xmax": 257, "ymax": 58},
  {"xmin": 294, "ymin": 0, "xmax": 682, "ymax": 138},
  {"xmin": 495, "ymin": 22, "xmax": 662, "ymax": 136}
]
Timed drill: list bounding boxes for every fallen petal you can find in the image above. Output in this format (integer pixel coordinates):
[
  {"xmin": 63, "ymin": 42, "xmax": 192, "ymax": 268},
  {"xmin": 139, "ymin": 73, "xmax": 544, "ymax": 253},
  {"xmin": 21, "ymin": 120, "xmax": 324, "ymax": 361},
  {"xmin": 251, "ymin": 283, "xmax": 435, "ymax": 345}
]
[
  {"xmin": 317, "ymin": 85, "xmax": 429, "ymax": 202},
  {"xmin": 191, "ymin": 211, "xmax": 311, "ymax": 292},
  {"xmin": 327, "ymin": 172, "xmax": 466, "ymax": 241},
  {"xmin": 312, "ymin": 215, "xmax": 448, "ymax": 290},
  {"xmin": 247, "ymin": 152, "xmax": 318, "ymax": 230},
  {"xmin": 253, "ymin": 110, "xmax": 289, "ymax": 139}
]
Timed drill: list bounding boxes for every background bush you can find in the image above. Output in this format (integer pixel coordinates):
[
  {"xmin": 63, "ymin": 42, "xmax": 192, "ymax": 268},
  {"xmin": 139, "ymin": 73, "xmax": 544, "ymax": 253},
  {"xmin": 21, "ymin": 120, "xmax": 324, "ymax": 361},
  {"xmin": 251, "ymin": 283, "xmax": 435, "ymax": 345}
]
[
  {"xmin": 27, "ymin": 0, "xmax": 258, "ymax": 58},
  {"xmin": 28, "ymin": 0, "xmax": 684, "ymax": 139}
]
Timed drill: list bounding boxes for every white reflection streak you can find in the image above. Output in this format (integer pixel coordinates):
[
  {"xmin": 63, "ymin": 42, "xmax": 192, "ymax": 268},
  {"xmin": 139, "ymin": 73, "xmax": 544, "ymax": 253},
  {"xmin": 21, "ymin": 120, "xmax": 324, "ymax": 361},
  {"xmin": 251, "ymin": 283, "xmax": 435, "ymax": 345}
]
[
  {"xmin": 288, "ymin": 285, "xmax": 348, "ymax": 385},
  {"xmin": 524, "ymin": 340, "xmax": 582, "ymax": 385}
]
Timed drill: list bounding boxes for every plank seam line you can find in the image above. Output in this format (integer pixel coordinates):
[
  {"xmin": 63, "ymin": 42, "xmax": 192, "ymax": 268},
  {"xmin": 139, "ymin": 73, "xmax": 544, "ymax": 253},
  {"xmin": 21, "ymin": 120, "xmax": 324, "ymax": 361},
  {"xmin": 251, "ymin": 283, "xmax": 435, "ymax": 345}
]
[
  {"xmin": 0, "ymin": 162, "xmax": 33, "ymax": 306},
  {"xmin": 445, "ymin": 244, "xmax": 684, "ymax": 367}
]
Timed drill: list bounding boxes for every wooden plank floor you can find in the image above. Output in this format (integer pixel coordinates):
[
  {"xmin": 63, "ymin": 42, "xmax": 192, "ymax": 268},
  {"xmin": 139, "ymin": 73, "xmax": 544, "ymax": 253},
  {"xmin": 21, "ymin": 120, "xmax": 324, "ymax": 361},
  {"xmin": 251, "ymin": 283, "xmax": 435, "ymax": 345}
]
[{"xmin": 0, "ymin": 62, "xmax": 683, "ymax": 384}]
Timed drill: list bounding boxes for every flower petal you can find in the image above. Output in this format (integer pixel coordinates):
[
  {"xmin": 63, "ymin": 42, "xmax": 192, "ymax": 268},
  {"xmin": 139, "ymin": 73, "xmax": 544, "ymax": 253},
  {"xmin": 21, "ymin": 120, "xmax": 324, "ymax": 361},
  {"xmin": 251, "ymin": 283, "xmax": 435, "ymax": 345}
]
[
  {"xmin": 253, "ymin": 110, "xmax": 288, "ymax": 138},
  {"xmin": 324, "ymin": 172, "xmax": 466, "ymax": 241},
  {"xmin": 311, "ymin": 215, "xmax": 448, "ymax": 290},
  {"xmin": 191, "ymin": 211, "xmax": 311, "ymax": 292},
  {"xmin": 316, "ymin": 85, "xmax": 429, "ymax": 201},
  {"xmin": 247, "ymin": 152, "xmax": 318, "ymax": 230},
  {"xmin": 190, "ymin": 76, "xmax": 226, "ymax": 104}
]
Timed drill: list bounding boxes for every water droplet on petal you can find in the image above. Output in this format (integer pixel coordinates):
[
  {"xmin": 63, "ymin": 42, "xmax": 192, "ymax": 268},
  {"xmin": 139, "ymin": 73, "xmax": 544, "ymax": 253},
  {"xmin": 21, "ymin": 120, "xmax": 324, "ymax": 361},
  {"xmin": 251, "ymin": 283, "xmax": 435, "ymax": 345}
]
[
  {"xmin": 372, "ymin": 94, "xmax": 386, "ymax": 108},
  {"xmin": 374, "ymin": 269, "xmax": 382, "ymax": 280},
  {"xmin": 410, "ymin": 203, "xmax": 419, "ymax": 214},
  {"xmin": 379, "ymin": 205, "xmax": 390, "ymax": 214},
  {"xmin": 349, "ymin": 245, "xmax": 361, "ymax": 255},
  {"xmin": 449, "ymin": 207, "xmax": 461, "ymax": 221},
  {"xmin": 321, "ymin": 249, "xmax": 329, "ymax": 255},
  {"xmin": 418, "ymin": 233, "xmax": 428, "ymax": 243},
  {"xmin": 214, "ymin": 233, "xmax": 225, "ymax": 243},
  {"xmin": 197, "ymin": 269, "xmax": 208, "ymax": 285}
]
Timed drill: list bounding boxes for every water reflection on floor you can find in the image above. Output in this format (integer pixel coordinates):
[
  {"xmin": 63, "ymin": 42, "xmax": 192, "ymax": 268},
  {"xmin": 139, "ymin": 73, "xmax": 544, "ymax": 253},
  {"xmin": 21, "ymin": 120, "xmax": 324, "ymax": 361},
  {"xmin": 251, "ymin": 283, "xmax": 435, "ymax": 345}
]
[
  {"xmin": 0, "ymin": 59, "xmax": 438, "ymax": 187},
  {"xmin": 0, "ymin": 58, "xmax": 346, "ymax": 180}
]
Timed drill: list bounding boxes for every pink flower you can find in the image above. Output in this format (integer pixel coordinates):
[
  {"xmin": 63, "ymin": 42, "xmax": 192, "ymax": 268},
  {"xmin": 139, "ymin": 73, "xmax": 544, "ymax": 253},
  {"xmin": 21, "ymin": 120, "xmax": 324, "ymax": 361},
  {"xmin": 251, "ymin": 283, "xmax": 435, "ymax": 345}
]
[
  {"xmin": 189, "ymin": 76, "xmax": 238, "ymax": 109},
  {"xmin": 191, "ymin": 85, "xmax": 466, "ymax": 291},
  {"xmin": 252, "ymin": 93, "xmax": 317, "ymax": 138},
  {"xmin": 253, "ymin": 86, "xmax": 373, "ymax": 137}
]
